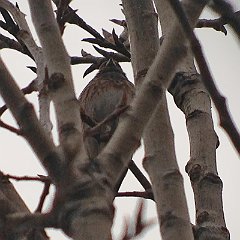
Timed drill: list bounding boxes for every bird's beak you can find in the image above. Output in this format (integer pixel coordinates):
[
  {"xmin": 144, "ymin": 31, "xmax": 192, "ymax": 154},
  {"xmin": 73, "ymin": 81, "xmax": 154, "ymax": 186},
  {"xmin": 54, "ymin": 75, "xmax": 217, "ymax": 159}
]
[{"xmin": 106, "ymin": 58, "xmax": 116, "ymax": 67}]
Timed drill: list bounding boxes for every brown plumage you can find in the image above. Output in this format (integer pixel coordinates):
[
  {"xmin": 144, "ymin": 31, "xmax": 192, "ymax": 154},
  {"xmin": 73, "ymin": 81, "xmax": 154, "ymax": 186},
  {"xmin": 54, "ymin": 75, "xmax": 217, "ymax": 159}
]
[{"xmin": 79, "ymin": 59, "xmax": 135, "ymax": 159}]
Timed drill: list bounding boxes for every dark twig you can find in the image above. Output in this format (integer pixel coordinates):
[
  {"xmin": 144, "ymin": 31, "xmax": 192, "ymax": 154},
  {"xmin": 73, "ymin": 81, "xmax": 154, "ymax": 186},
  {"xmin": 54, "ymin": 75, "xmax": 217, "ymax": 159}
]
[
  {"xmin": 52, "ymin": 2, "xmax": 131, "ymax": 62},
  {"xmin": 55, "ymin": 0, "xmax": 72, "ymax": 34},
  {"xmin": 56, "ymin": 0, "xmax": 71, "ymax": 21},
  {"xmin": 6, "ymin": 173, "xmax": 52, "ymax": 212},
  {"xmin": 197, "ymin": 18, "xmax": 227, "ymax": 35},
  {"xmin": 60, "ymin": 7, "xmax": 129, "ymax": 58},
  {"xmin": 0, "ymin": 7, "xmax": 33, "ymax": 59},
  {"xmin": 85, "ymin": 105, "xmax": 129, "ymax": 137},
  {"xmin": 0, "ymin": 7, "xmax": 20, "ymax": 36},
  {"xmin": 71, "ymin": 56, "xmax": 101, "ymax": 65},
  {"xmin": 0, "ymin": 33, "xmax": 25, "ymax": 52},
  {"xmin": 93, "ymin": 45, "xmax": 130, "ymax": 62},
  {"xmin": 169, "ymin": 0, "xmax": 240, "ymax": 155},
  {"xmin": 73, "ymin": 49, "xmax": 127, "ymax": 76},
  {"xmin": 35, "ymin": 180, "xmax": 51, "ymax": 213},
  {"xmin": 129, "ymin": 160, "xmax": 152, "ymax": 191},
  {"xmin": 71, "ymin": 48, "xmax": 129, "ymax": 77},
  {"xmin": 117, "ymin": 191, "xmax": 154, "ymax": 200},
  {"xmin": 83, "ymin": 63, "xmax": 102, "ymax": 77},
  {"xmin": 82, "ymin": 37, "xmax": 130, "ymax": 58},
  {"xmin": 0, "ymin": 105, "xmax": 7, "ymax": 116},
  {"xmin": 0, "ymin": 119, "xmax": 22, "ymax": 135},
  {"xmin": 80, "ymin": 110, "xmax": 98, "ymax": 128},
  {"xmin": 210, "ymin": 1, "xmax": 240, "ymax": 40},
  {"xmin": 71, "ymin": 51, "xmax": 129, "ymax": 65},
  {"xmin": 52, "ymin": 0, "xmax": 104, "ymax": 40},
  {"xmin": 5, "ymin": 174, "xmax": 50, "ymax": 183}
]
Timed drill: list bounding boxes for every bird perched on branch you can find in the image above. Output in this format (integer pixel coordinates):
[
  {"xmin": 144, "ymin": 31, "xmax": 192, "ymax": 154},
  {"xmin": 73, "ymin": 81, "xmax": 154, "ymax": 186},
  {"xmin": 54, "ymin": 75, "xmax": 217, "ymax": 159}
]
[{"xmin": 79, "ymin": 58, "xmax": 135, "ymax": 159}]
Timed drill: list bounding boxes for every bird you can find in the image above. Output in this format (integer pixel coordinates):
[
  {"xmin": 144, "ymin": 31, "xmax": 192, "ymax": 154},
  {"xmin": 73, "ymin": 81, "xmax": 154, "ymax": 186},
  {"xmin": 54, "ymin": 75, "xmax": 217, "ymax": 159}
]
[{"xmin": 78, "ymin": 58, "xmax": 135, "ymax": 160}]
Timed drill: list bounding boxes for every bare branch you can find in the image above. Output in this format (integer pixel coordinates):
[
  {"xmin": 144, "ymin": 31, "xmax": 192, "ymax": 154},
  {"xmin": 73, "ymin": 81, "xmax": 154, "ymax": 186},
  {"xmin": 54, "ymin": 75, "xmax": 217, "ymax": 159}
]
[
  {"xmin": 28, "ymin": 0, "xmax": 86, "ymax": 160},
  {"xmin": 196, "ymin": 11, "xmax": 240, "ymax": 35},
  {"xmin": 129, "ymin": 160, "xmax": 152, "ymax": 191},
  {"xmin": 0, "ymin": 0, "xmax": 40, "ymax": 60},
  {"xmin": 5, "ymin": 174, "xmax": 50, "ymax": 183},
  {"xmin": 169, "ymin": 0, "xmax": 240, "ymax": 155},
  {"xmin": 52, "ymin": 0, "xmax": 104, "ymax": 39},
  {"xmin": 35, "ymin": 181, "xmax": 51, "ymax": 213},
  {"xmin": 0, "ymin": 33, "xmax": 25, "ymax": 53},
  {"xmin": 0, "ymin": 57, "xmax": 64, "ymax": 184},
  {"xmin": 0, "ymin": 119, "xmax": 22, "ymax": 135},
  {"xmin": 0, "ymin": 0, "xmax": 53, "ymax": 137},
  {"xmin": 209, "ymin": 0, "xmax": 240, "ymax": 40},
  {"xmin": 117, "ymin": 191, "xmax": 154, "ymax": 200},
  {"xmin": 82, "ymin": 37, "xmax": 131, "ymax": 58},
  {"xmin": 197, "ymin": 18, "xmax": 227, "ymax": 35}
]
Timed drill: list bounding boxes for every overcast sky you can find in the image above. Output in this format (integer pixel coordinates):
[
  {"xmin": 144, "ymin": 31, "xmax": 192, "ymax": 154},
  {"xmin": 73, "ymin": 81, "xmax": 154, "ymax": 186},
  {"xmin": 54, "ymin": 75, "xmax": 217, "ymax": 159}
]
[{"xmin": 0, "ymin": 1, "xmax": 239, "ymax": 239}]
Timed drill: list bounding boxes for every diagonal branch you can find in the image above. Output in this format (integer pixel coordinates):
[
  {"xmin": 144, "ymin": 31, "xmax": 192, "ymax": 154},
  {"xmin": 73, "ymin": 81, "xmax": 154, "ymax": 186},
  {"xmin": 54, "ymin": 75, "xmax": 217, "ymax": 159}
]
[
  {"xmin": 99, "ymin": 0, "xmax": 208, "ymax": 188},
  {"xmin": 210, "ymin": 0, "xmax": 240, "ymax": 40},
  {"xmin": 168, "ymin": 0, "xmax": 240, "ymax": 155},
  {"xmin": 0, "ymin": 0, "xmax": 53, "ymax": 136},
  {"xmin": 0, "ymin": 0, "xmax": 40, "ymax": 59},
  {"xmin": 0, "ymin": 57, "xmax": 64, "ymax": 184},
  {"xmin": 35, "ymin": 180, "xmax": 51, "ymax": 213},
  {"xmin": 0, "ymin": 119, "xmax": 22, "ymax": 135}
]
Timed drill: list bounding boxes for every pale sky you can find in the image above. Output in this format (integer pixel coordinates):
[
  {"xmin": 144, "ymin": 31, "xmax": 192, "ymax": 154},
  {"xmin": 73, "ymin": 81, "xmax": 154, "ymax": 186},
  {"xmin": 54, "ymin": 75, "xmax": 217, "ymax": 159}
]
[{"xmin": 0, "ymin": 1, "xmax": 239, "ymax": 239}]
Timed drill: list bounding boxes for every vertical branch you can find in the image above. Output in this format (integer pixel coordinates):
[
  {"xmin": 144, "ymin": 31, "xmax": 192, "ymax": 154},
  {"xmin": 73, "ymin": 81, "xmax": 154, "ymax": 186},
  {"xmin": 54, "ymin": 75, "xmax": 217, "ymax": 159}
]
[
  {"xmin": 99, "ymin": 0, "xmax": 208, "ymax": 189},
  {"xmin": 122, "ymin": 0, "xmax": 193, "ymax": 240},
  {"xmin": 28, "ymin": 2, "xmax": 114, "ymax": 240},
  {"xmin": 0, "ymin": 0, "xmax": 53, "ymax": 136},
  {"xmin": 169, "ymin": 73, "xmax": 229, "ymax": 240},
  {"xmin": 166, "ymin": 0, "xmax": 232, "ymax": 238},
  {"xmin": 28, "ymin": 0, "xmax": 86, "ymax": 160},
  {"xmin": 169, "ymin": 0, "xmax": 240, "ymax": 155}
]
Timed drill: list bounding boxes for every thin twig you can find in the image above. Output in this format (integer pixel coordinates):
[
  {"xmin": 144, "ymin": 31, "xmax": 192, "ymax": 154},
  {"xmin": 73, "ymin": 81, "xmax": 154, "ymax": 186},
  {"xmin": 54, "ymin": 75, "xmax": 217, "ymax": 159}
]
[
  {"xmin": 85, "ymin": 106, "xmax": 129, "ymax": 137},
  {"xmin": 0, "ymin": 119, "xmax": 22, "ymax": 135},
  {"xmin": 116, "ymin": 191, "xmax": 154, "ymax": 200},
  {"xmin": 71, "ymin": 52, "xmax": 129, "ymax": 65},
  {"xmin": 6, "ymin": 174, "xmax": 50, "ymax": 183},
  {"xmin": 0, "ymin": 105, "xmax": 7, "ymax": 116},
  {"xmin": 169, "ymin": 0, "xmax": 240, "ymax": 155},
  {"xmin": 35, "ymin": 180, "xmax": 51, "ymax": 213},
  {"xmin": 52, "ymin": 0, "xmax": 104, "ymax": 39},
  {"xmin": 129, "ymin": 160, "xmax": 152, "ymax": 191},
  {"xmin": 210, "ymin": 1, "xmax": 240, "ymax": 40}
]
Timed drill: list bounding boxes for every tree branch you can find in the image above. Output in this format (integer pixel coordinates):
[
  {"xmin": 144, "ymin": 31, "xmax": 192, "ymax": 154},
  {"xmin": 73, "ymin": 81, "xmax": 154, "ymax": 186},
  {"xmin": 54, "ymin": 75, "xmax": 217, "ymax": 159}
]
[
  {"xmin": 0, "ymin": 119, "xmax": 22, "ymax": 135},
  {"xmin": 35, "ymin": 181, "xmax": 51, "ymax": 213},
  {"xmin": 28, "ymin": 0, "xmax": 86, "ymax": 160},
  {"xmin": 0, "ymin": 57, "xmax": 64, "ymax": 184},
  {"xmin": 0, "ymin": 0, "xmax": 53, "ymax": 136},
  {"xmin": 210, "ymin": 0, "xmax": 240, "ymax": 40},
  {"xmin": 117, "ymin": 191, "xmax": 154, "ymax": 200},
  {"xmin": 0, "ymin": 171, "xmax": 48, "ymax": 240},
  {"xmin": 169, "ymin": 0, "xmax": 240, "ymax": 155}
]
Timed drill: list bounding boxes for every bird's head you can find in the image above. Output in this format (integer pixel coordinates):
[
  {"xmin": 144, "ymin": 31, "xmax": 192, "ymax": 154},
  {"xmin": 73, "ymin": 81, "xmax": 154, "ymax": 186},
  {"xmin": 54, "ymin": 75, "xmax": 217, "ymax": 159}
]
[{"xmin": 98, "ymin": 58, "xmax": 125, "ymax": 76}]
